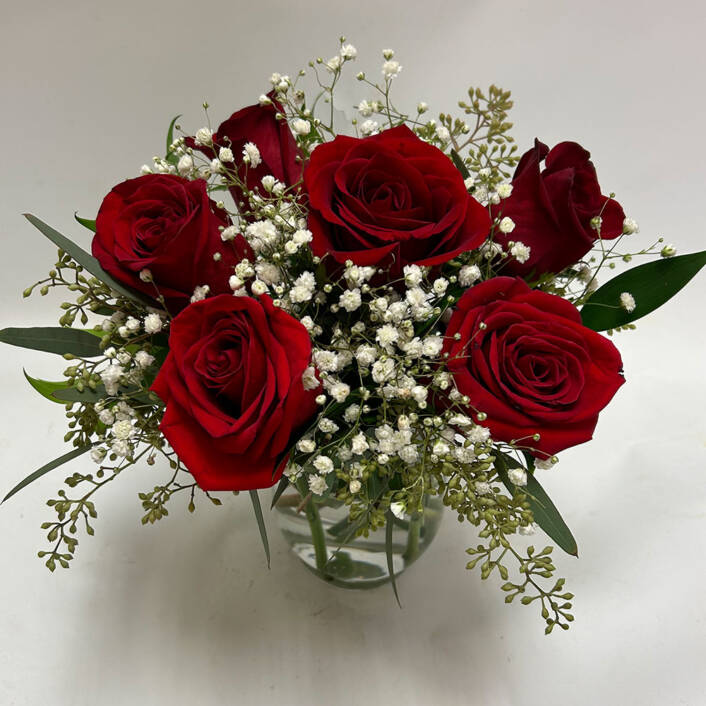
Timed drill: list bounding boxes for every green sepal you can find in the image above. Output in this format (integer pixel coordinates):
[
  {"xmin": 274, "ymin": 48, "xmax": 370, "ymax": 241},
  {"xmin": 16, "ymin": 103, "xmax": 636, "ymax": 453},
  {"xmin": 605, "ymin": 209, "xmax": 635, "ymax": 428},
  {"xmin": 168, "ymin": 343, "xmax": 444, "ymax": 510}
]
[
  {"xmin": 165, "ymin": 114, "xmax": 182, "ymax": 166},
  {"xmin": 581, "ymin": 250, "xmax": 706, "ymax": 331}
]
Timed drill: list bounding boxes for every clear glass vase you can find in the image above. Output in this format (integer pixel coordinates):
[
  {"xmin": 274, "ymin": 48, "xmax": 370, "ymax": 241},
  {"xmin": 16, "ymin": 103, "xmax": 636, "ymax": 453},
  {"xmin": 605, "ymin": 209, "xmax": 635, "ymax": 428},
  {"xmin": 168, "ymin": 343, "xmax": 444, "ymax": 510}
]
[{"xmin": 273, "ymin": 490, "xmax": 443, "ymax": 589}]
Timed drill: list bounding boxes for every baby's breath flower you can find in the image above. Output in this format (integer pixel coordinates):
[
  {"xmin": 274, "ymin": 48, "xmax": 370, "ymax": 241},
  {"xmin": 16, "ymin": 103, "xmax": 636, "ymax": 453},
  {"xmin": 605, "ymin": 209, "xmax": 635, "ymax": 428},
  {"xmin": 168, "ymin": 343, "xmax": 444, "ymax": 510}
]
[{"xmin": 620, "ymin": 292, "xmax": 636, "ymax": 313}]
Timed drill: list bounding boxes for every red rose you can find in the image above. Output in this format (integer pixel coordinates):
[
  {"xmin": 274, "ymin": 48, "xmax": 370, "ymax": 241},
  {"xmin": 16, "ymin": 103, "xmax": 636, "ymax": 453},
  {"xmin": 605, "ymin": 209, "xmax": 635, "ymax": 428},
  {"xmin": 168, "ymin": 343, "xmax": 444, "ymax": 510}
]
[
  {"xmin": 442, "ymin": 277, "xmax": 624, "ymax": 456},
  {"xmin": 491, "ymin": 140, "xmax": 626, "ymax": 276},
  {"xmin": 93, "ymin": 174, "xmax": 250, "ymax": 313},
  {"xmin": 151, "ymin": 294, "xmax": 318, "ymax": 491},
  {"xmin": 304, "ymin": 125, "xmax": 490, "ymax": 275},
  {"xmin": 188, "ymin": 93, "xmax": 302, "ymax": 207}
]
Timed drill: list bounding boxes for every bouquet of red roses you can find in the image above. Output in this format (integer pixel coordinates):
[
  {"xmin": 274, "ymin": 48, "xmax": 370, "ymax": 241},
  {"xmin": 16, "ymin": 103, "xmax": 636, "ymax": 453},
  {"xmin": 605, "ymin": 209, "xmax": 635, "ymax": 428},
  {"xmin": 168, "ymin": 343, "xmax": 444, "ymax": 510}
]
[{"xmin": 2, "ymin": 40, "xmax": 703, "ymax": 633}]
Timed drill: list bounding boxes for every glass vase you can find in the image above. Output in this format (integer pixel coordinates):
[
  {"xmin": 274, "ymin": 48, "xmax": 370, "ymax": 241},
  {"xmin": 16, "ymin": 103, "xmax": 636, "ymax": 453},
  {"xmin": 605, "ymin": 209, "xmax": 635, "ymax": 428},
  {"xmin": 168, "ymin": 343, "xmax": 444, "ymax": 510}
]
[{"xmin": 273, "ymin": 490, "xmax": 443, "ymax": 589}]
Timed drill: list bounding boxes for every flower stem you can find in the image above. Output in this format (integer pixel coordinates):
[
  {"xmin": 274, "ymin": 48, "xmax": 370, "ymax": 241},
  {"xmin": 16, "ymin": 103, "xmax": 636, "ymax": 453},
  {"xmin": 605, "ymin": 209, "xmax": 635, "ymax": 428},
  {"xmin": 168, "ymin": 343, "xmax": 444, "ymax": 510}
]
[
  {"xmin": 305, "ymin": 500, "xmax": 329, "ymax": 575},
  {"xmin": 403, "ymin": 514, "xmax": 422, "ymax": 563}
]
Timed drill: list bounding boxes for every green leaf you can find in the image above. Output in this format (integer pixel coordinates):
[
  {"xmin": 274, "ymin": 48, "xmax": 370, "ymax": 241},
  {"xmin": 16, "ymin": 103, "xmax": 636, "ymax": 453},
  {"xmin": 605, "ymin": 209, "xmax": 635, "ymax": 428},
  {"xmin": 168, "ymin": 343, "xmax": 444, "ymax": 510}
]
[
  {"xmin": 249, "ymin": 489, "xmax": 270, "ymax": 568},
  {"xmin": 385, "ymin": 510, "xmax": 402, "ymax": 608},
  {"xmin": 581, "ymin": 251, "xmax": 706, "ymax": 331},
  {"xmin": 52, "ymin": 386, "xmax": 107, "ymax": 404},
  {"xmin": 165, "ymin": 114, "xmax": 182, "ymax": 165},
  {"xmin": 2, "ymin": 445, "xmax": 92, "ymax": 503},
  {"xmin": 495, "ymin": 452, "xmax": 578, "ymax": 557},
  {"xmin": 0, "ymin": 326, "xmax": 103, "ymax": 357},
  {"xmin": 74, "ymin": 213, "xmax": 96, "ymax": 232},
  {"xmin": 270, "ymin": 476, "xmax": 289, "ymax": 510},
  {"xmin": 450, "ymin": 149, "xmax": 470, "ymax": 179},
  {"xmin": 23, "ymin": 370, "xmax": 71, "ymax": 403},
  {"xmin": 23, "ymin": 214, "xmax": 154, "ymax": 305}
]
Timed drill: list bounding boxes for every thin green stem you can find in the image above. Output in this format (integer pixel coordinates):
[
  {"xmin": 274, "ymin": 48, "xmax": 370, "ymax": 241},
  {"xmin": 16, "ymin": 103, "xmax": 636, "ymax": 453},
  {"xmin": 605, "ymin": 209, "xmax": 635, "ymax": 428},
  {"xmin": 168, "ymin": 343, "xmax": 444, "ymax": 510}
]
[{"xmin": 305, "ymin": 500, "xmax": 329, "ymax": 575}]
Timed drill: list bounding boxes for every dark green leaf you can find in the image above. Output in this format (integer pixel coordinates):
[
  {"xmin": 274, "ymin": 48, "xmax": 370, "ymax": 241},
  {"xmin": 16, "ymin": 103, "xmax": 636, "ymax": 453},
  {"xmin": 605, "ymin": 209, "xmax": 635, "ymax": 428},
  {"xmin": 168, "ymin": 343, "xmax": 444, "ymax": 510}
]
[
  {"xmin": 165, "ymin": 114, "xmax": 182, "ymax": 165},
  {"xmin": 52, "ymin": 386, "xmax": 106, "ymax": 404},
  {"xmin": 450, "ymin": 149, "xmax": 470, "ymax": 179},
  {"xmin": 581, "ymin": 251, "xmax": 706, "ymax": 331},
  {"xmin": 495, "ymin": 452, "xmax": 578, "ymax": 557},
  {"xmin": 385, "ymin": 510, "xmax": 402, "ymax": 608},
  {"xmin": 2, "ymin": 445, "xmax": 92, "ymax": 503},
  {"xmin": 0, "ymin": 326, "xmax": 103, "ymax": 357},
  {"xmin": 23, "ymin": 370, "xmax": 70, "ymax": 403},
  {"xmin": 23, "ymin": 214, "xmax": 153, "ymax": 305},
  {"xmin": 269, "ymin": 476, "xmax": 289, "ymax": 510},
  {"xmin": 249, "ymin": 489, "xmax": 270, "ymax": 568},
  {"xmin": 74, "ymin": 213, "xmax": 96, "ymax": 232}
]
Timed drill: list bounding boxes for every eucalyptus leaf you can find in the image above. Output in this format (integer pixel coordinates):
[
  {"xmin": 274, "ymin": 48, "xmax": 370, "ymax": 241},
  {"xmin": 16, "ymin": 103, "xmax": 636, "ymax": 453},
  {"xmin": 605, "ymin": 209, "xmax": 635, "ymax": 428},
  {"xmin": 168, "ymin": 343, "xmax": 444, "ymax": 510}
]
[
  {"xmin": 2, "ymin": 445, "xmax": 92, "ymax": 504},
  {"xmin": 74, "ymin": 213, "xmax": 96, "ymax": 232},
  {"xmin": 249, "ymin": 489, "xmax": 270, "ymax": 568},
  {"xmin": 23, "ymin": 213, "xmax": 153, "ymax": 305},
  {"xmin": 581, "ymin": 251, "xmax": 706, "ymax": 331},
  {"xmin": 270, "ymin": 476, "xmax": 289, "ymax": 510},
  {"xmin": 496, "ymin": 452, "xmax": 578, "ymax": 557},
  {"xmin": 0, "ymin": 326, "xmax": 103, "ymax": 357},
  {"xmin": 23, "ymin": 370, "xmax": 70, "ymax": 403}
]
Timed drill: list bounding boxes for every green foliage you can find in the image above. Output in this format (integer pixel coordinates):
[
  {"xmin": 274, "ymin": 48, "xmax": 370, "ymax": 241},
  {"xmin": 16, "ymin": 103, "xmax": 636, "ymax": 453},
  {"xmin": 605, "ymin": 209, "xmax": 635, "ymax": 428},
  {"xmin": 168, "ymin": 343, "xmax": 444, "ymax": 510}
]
[
  {"xmin": 249, "ymin": 489, "xmax": 271, "ymax": 568},
  {"xmin": 74, "ymin": 213, "xmax": 96, "ymax": 232},
  {"xmin": 581, "ymin": 250, "xmax": 706, "ymax": 331},
  {"xmin": 3, "ymin": 445, "xmax": 92, "ymax": 504},
  {"xmin": 0, "ymin": 326, "xmax": 103, "ymax": 357}
]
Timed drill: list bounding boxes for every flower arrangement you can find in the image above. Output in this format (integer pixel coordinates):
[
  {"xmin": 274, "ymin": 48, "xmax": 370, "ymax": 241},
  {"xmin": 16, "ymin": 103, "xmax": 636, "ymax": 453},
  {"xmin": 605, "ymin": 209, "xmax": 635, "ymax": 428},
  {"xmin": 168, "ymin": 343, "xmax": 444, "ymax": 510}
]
[{"xmin": 2, "ymin": 38, "xmax": 704, "ymax": 634}]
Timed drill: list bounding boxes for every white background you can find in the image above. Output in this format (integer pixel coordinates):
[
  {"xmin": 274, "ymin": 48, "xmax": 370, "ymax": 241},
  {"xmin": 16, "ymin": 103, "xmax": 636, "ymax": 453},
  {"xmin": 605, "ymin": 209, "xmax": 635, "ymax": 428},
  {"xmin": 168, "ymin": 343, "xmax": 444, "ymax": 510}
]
[{"xmin": 1, "ymin": 1, "xmax": 705, "ymax": 704}]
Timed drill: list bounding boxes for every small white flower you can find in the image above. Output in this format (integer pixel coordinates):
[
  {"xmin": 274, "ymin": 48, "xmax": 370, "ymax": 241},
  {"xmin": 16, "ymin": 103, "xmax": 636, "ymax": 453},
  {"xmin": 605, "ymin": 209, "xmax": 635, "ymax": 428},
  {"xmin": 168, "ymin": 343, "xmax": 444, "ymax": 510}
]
[
  {"xmin": 510, "ymin": 241, "xmax": 531, "ymax": 264},
  {"xmin": 190, "ymin": 284, "xmax": 210, "ymax": 303},
  {"xmin": 218, "ymin": 146, "xmax": 234, "ymax": 163},
  {"xmin": 329, "ymin": 382, "xmax": 350, "ymax": 403},
  {"xmin": 351, "ymin": 433, "xmax": 369, "ymax": 455},
  {"xmin": 301, "ymin": 366, "xmax": 319, "ymax": 391},
  {"xmin": 297, "ymin": 439, "xmax": 316, "ymax": 453},
  {"xmin": 459, "ymin": 264, "xmax": 481, "ymax": 287},
  {"xmin": 519, "ymin": 523, "xmax": 536, "ymax": 536},
  {"xmin": 403, "ymin": 264, "xmax": 424, "ymax": 287},
  {"xmin": 111, "ymin": 440, "xmax": 131, "ymax": 458},
  {"xmin": 340, "ymin": 43, "xmax": 357, "ymax": 60},
  {"xmin": 436, "ymin": 125, "xmax": 450, "ymax": 142},
  {"xmin": 143, "ymin": 313, "xmax": 163, "ymax": 335},
  {"xmin": 496, "ymin": 183, "xmax": 513, "ymax": 199},
  {"xmin": 308, "ymin": 475, "xmax": 328, "ymax": 496},
  {"xmin": 498, "ymin": 216, "xmax": 515, "ymax": 234},
  {"xmin": 325, "ymin": 55, "xmax": 342, "ymax": 72},
  {"xmin": 349, "ymin": 479, "xmax": 362, "ymax": 493},
  {"xmin": 382, "ymin": 60, "xmax": 402, "ymax": 79},
  {"xmin": 475, "ymin": 481, "xmax": 492, "ymax": 495},
  {"xmin": 623, "ymin": 217, "xmax": 639, "ymax": 235},
  {"xmin": 98, "ymin": 409, "xmax": 115, "ymax": 426},
  {"xmin": 177, "ymin": 154, "xmax": 193, "ymax": 176},
  {"xmin": 111, "ymin": 419, "xmax": 134, "ymax": 441},
  {"xmin": 251, "ymin": 280, "xmax": 268, "ymax": 296},
  {"xmin": 339, "ymin": 288, "xmax": 362, "ymax": 312},
  {"xmin": 140, "ymin": 164, "xmax": 152, "ymax": 175},
  {"xmin": 314, "ymin": 350, "xmax": 338, "ymax": 372},
  {"xmin": 261, "ymin": 175, "xmax": 276, "ymax": 192},
  {"xmin": 100, "ymin": 362, "xmax": 123, "ymax": 396},
  {"xmin": 134, "ymin": 350, "xmax": 154, "ymax": 368},
  {"xmin": 194, "ymin": 127, "xmax": 213, "ymax": 146},
  {"xmin": 432, "ymin": 277, "xmax": 448, "ymax": 295},
  {"xmin": 535, "ymin": 457, "xmax": 556, "ymax": 471},
  {"xmin": 390, "ymin": 501, "xmax": 406, "ymax": 519},
  {"xmin": 357, "ymin": 100, "xmax": 375, "ymax": 117},
  {"xmin": 242, "ymin": 142, "xmax": 261, "ymax": 168},
  {"xmin": 620, "ymin": 292, "xmax": 636, "ymax": 313},
  {"xmin": 360, "ymin": 119, "xmax": 380, "ymax": 136},
  {"xmin": 508, "ymin": 467, "xmax": 528, "ymax": 487},
  {"xmin": 661, "ymin": 244, "xmax": 677, "ymax": 258},
  {"xmin": 220, "ymin": 225, "xmax": 239, "ymax": 243},
  {"xmin": 291, "ymin": 118, "xmax": 311, "ymax": 136},
  {"xmin": 312, "ymin": 455, "xmax": 334, "ymax": 474},
  {"xmin": 372, "ymin": 358, "xmax": 395, "ymax": 383},
  {"xmin": 411, "ymin": 385, "xmax": 427, "ymax": 404},
  {"xmin": 376, "ymin": 324, "xmax": 399, "ymax": 349},
  {"xmin": 318, "ymin": 418, "xmax": 340, "ymax": 434},
  {"xmin": 90, "ymin": 447, "xmax": 107, "ymax": 464},
  {"xmin": 417, "ymin": 101, "xmax": 428, "ymax": 113},
  {"xmin": 422, "ymin": 336, "xmax": 444, "ymax": 358},
  {"xmin": 125, "ymin": 317, "xmax": 141, "ymax": 333},
  {"xmin": 467, "ymin": 425, "xmax": 491, "ymax": 443},
  {"xmin": 398, "ymin": 445, "xmax": 419, "ymax": 464},
  {"xmin": 343, "ymin": 404, "xmax": 360, "ymax": 423}
]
